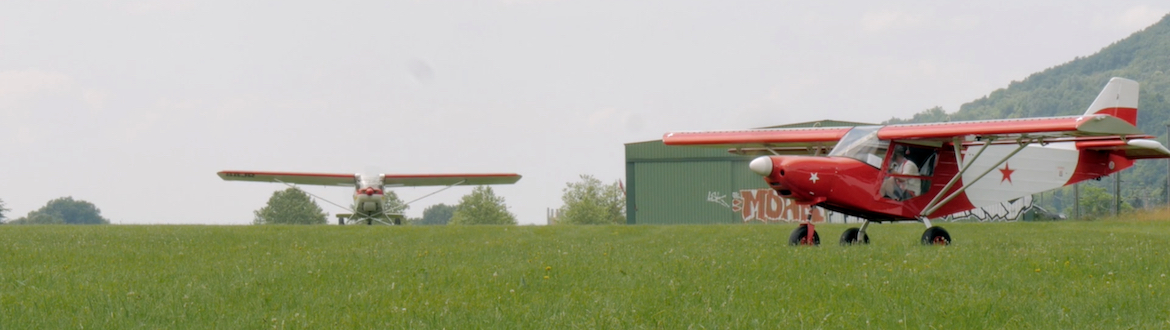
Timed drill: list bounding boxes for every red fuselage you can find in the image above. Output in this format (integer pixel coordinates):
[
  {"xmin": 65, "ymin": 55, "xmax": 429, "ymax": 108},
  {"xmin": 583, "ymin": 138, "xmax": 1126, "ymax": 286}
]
[
  {"xmin": 752, "ymin": 143, "xmax": 1134, "ymax": 221},
  {"xmin": 752, "ymin": 151, "xmax": 967, "ymax": 221}
]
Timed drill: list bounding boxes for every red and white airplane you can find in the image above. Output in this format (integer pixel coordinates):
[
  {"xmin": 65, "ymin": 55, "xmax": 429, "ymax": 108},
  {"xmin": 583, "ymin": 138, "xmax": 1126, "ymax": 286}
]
[
  {"xmin": 218, "ymin": 171, "xmax": 521, "ymax": 225},
  {"xmin": 664, "ymin": 77, "xmax": 1170, "ymax": 245}
]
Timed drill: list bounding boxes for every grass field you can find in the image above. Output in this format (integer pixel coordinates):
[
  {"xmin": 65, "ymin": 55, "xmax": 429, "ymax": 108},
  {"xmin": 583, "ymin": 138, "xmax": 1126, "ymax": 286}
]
[{"xmin": 3, "ymin": 216, "xmax": 1170, "ymax": 328}]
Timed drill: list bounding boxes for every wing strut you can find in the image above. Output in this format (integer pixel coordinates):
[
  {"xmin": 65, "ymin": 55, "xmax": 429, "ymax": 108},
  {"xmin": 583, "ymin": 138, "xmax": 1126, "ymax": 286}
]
[
  {"xmin": 920, "ymin": 138, "xmax": 1029, "ymax": 217},
  {"xmin": 400, "ymin": 179, "xmax": 468, "ymax": 207},
  {"xmin": 273, "ymin": 179, "xmax": 352, "ymax": 211}
]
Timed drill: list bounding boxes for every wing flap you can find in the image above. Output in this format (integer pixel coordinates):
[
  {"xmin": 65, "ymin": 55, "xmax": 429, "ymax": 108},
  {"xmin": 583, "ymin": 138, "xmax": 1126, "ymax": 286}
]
[
  {"xmin": 382, "ymin": 173, "xmax": 522, "ymax": 187},
  {"xmin": 218, "ymin": 171, "xmax": 356, "ymax": 186}
]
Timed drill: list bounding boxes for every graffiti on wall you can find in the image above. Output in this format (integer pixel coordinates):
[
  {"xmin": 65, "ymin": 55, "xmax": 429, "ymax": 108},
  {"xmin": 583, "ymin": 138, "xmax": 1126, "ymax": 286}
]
[
  {"xmin": 708, "ymin": 189, "xmax": 1037, "ymax": 223},
  {"xmin": 943, "ymin": 195, "xmax": 1034, "ymax": 222},
  {"xmin": 708, "ymin": 188, "xmax": 827, "ymax": 223}
]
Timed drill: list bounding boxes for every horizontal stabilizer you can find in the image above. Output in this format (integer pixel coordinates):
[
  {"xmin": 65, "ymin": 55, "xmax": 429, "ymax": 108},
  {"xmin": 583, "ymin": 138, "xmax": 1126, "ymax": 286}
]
[
  {"xmin": 1126, "ymin": 139, "xmax": 1170, "ymax": 159},
  {"xmin": 1076, "ymin": 138, "xmax": 1170, "ymax": 159}
]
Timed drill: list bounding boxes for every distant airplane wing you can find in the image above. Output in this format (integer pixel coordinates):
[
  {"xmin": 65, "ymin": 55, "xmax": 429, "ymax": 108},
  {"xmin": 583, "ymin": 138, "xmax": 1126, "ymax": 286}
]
[
  {"xmin": 217, "ymin": 171, "xmax": 356, "ymax": 186},
  {"xmin": 662, "ymin": 127, "xmax": 853, "ymax": 155},
  {"xmin": 382, "ymin": 173, "xmax": 522, "ymax": 187}
]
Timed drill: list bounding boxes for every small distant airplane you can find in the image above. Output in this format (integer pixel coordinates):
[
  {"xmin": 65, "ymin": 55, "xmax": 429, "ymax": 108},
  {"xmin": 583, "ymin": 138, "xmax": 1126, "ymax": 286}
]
[
  {"xmin": 218, "ymin": 171, "xmax": 521, "ymax": 225},
  {"xmin": 664, "ymin": 77, "xmax": 1170, "ymax": 245}
]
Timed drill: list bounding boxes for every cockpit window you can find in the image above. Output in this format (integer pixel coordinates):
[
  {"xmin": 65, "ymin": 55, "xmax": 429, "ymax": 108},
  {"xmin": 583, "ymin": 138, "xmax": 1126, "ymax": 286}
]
[
  {"xmin": 356, "ymin": 174, "xmax": 382, "ymax": 188},
  {"xmin": 828, "ymin": 126, "xmax": 889, "ymax": 168}
]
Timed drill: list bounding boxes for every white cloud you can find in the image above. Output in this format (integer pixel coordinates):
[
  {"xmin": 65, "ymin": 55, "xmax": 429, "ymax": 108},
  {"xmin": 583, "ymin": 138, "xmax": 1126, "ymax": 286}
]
[
  {"xmin": 860, "ymin": 10, "xmax": 926, "ymax": 33},
  {"xmin": 0, "ymin": 69, "xmax": 73, "ymax": 109},
  {"xmin": 121, "ymin": 0, "xmax": 196, "ymax": 15},
  {"xmin": 946, "ymin": 15, "xmax": 981, "ymax": 31},
  {"xmin": 496, "ymin": 0, "xmax": 565, "ymax": 6},
  {"xmin": 587, "ymin": 107, "xmax": 618, "ymax": 127},
  {"xmin": 83, "ymin": 89, "xmax": 109, "ymax": 112},
  {"xmin": 1092, "ymin": 5, "xmax": 1167, "ymax": 31},
  {"xmin": 1118, "ymin": 5, "xmax": 1167, "ymax": 31}
]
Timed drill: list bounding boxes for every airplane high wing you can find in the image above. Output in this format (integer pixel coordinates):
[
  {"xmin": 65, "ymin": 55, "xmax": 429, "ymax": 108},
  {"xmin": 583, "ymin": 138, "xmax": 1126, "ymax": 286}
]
[
  {"xmin": 217, "ymin": 171, "xmax": 358, "ymax": 186},
  {"xmin": 217, "ymin": 171, "xmax": 522, "ymax": 187},
  {"xmin": 663, "ymin": 77, "xmax": 1170, "ymax": 246},
  {"xmin": 382, "ymin": 173, "xmax": 522, "ymax": 187},
  {"xmin": 218, "ymin": 170, "xmax": 521, "ymax": 225}
]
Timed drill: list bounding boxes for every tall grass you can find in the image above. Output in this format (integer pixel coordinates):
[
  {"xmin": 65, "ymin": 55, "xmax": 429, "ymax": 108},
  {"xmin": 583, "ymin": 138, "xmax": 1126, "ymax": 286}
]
[{"xmin": 2, "ymin": 219, "xmax": 1169, "ymax": 328}]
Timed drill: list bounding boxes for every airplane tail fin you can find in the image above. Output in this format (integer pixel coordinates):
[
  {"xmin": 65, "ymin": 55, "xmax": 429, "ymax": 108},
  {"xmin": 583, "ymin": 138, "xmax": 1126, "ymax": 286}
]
[{"xmin": 1083, "ymin": 77, "xmax": 1139, "ymax": 126}]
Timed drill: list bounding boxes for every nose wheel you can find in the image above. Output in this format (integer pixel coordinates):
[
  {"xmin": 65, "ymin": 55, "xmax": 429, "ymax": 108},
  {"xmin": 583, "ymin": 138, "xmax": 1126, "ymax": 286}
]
[{"xmin": 788, "ymin": 223, "xmax": 820, "ymax": 246}]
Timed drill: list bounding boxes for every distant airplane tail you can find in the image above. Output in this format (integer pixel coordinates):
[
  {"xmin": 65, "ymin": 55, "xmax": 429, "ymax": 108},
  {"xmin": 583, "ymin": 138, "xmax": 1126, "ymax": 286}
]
[{"xmin": 1083, "ymin": 77, "xmax": 1139, "ymax": 126}]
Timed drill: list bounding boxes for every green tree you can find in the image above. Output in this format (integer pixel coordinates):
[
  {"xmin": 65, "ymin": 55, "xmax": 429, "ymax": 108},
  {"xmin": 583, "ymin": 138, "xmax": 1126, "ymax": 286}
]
[
  {"xmin": 415, "ymin": 203, "xmax": 455, "ymax": 225},
  {"xmin": 449, "ymin": 186, "xmax": 517, "ymax": 225},
  {"xmin": 558, "ymin": 175, "xmax": 626, "ymax": 225},
  {"xmin": 383, "ymin": 190, "xmax": 408, "ymax": 216},
  {"xmin": 7, "ymin": 197, "xmax": 110, "ymax": 225},
  {"xmin": 0, "ymin": 198, "xmax": 8, "ymax": 223},
  {"xmin": 1063, "ymin": 185, "xmax": 1133, "ymax": 218},
  {"xmin": 253, "ymin": 188, "xmax": 327, "ymax": 225}
]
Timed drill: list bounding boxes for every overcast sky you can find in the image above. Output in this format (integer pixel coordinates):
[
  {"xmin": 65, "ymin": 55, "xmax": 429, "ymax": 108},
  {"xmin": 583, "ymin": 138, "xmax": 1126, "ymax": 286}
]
[{"xmin": 2, "ymin": 1, "xmax": 1167, "ymax": 225}]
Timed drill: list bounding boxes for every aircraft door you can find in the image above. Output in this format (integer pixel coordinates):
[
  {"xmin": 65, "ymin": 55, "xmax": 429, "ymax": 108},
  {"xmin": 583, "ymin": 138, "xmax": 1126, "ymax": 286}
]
[{"xmin": 881, "ymin": 143, "xmax": 938, "ymax": 201}]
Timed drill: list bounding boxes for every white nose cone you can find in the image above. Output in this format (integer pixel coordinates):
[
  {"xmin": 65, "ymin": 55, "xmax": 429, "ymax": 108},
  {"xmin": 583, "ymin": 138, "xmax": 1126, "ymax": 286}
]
[{"xmin": 749, "ymin": 156, "xmax": 773, "ymax": 176}]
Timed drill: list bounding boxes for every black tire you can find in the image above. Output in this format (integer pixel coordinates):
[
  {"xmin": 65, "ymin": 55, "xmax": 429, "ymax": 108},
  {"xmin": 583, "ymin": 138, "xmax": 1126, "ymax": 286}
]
[
  {"xmin": 921, "ymin": 226, "xmax": 951, "ymax": 245},
  {"xmin": 788, "ymin": 225, "xmax": 821, "ymax": 246},
  {"xmin": 839, "ymin": 227, "xmax": 870, "ymax": 245}
]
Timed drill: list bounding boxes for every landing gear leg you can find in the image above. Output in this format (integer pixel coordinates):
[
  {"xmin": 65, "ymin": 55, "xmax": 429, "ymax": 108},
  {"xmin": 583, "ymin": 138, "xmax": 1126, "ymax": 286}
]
[
  {"xmin": 840, "ymin": 220, "xmax": 871, "ymax": 245},
  {"xmin": 789, "ymin": 209, "xmax": 821, "ymax": 246},
  {"xmin": 788, "ymin": 223, "xmax": 820, "ymax": 246}
]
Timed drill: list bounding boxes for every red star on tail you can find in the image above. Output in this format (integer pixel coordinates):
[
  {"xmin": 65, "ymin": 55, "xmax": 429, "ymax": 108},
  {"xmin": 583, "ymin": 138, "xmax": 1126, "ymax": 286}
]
[{"xmin": 999, "ymin": 163, "xmax": 1016, "ymax": 184}]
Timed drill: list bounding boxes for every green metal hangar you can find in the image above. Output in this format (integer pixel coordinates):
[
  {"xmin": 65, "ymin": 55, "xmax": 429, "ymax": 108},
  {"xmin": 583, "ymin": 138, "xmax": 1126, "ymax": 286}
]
[{"xmin": 624, "ymin": 120, "xmax": 872, "ymax": 225}]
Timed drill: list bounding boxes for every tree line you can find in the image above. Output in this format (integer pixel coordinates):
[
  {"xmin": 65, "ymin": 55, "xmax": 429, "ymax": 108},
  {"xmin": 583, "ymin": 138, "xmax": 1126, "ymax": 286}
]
[
  {"xmin": 253, "ymin": 174, "xmax": 625, "ymax": 225},
  {"xmin": 0, "ymin": 174, "xmax": 625, "ymax": 226},
  {"xmin": 0, "ymin": 197, "xmax": 110, "ymax": 225}
]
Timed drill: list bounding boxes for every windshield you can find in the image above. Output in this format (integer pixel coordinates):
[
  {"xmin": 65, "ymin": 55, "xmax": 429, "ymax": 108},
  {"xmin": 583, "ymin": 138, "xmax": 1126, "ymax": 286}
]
[
  {"xmin": 828, "ymin": 126, "xmax": 888, "ymax": 168},
  {"xmin": 356, "ymin": 173, "xmax": 382, "ymax": 188}
]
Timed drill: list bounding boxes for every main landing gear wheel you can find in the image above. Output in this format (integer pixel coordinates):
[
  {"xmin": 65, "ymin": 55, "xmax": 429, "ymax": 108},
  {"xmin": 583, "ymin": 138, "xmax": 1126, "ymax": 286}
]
[
  {"xmin": 788, "ymin": 224, "xmax": 820, "ymax": 246},
  {"xmin": 839, "ymin": 228, "xmax": 870, "ymax": 245},
  {"xmin": 921, "ymin": 226, "xmax": 951, "ymax": 245}
]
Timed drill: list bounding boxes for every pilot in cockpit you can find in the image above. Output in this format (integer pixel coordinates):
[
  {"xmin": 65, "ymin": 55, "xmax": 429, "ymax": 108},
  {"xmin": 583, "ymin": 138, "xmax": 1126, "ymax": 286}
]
[{"xmin": 881, "ymin": 146, "xmax": 920, "ymax": 200}]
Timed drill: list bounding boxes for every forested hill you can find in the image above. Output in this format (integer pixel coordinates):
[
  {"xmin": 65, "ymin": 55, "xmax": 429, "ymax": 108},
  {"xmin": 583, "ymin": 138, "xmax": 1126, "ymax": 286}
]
[
  {"xmin": 887, "ymin": 13, "xmax": 1170, "ymax": 132},
  {"xmin": 885, "ymin": 13, "xmax": 1170, "ymax": 213}
]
